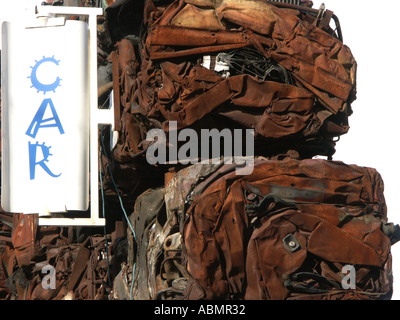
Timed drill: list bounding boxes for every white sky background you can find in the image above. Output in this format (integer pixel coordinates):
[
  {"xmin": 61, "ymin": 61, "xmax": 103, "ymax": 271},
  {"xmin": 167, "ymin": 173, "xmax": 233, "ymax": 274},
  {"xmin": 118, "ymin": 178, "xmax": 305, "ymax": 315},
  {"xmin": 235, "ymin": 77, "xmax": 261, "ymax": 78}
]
[
  {"xmin": 328, "ymin": 0, "xmax": 400, "ymax": 300},
  {"xmin": 1, "ymin": 0, "xmax": 400, "ymax": 299}
]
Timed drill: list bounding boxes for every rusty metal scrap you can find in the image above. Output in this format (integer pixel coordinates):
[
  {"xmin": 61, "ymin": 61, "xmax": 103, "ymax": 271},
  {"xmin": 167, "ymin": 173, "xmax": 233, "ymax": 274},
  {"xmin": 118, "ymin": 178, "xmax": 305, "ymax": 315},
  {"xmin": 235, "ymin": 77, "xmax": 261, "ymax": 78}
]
[
  {"xmin": 108, "ymin": 0, "xmax": 356, "ymax": 163},
  {"xmin": 183, "ymin": 158, "xmax": 393, "ymax": 300},
  {"xmin": 0, "ymin": 0, "xmax": 398, "ymax": 301}
]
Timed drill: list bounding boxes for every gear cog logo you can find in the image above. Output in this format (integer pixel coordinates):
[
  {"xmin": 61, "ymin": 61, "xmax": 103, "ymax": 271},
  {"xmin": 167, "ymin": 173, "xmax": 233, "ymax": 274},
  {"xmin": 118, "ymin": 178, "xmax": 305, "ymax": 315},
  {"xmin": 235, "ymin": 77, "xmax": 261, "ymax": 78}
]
[
  {"xmin": 29, "ymin": 141, "xmax": 61, "ymax": 180},
  {"xmin": 36, "ymin": 142, "xmax": 54, "ymax": 161},
  {"xmin": 28, "ymin": 56, "xmax": 62, "ymax": 94}
]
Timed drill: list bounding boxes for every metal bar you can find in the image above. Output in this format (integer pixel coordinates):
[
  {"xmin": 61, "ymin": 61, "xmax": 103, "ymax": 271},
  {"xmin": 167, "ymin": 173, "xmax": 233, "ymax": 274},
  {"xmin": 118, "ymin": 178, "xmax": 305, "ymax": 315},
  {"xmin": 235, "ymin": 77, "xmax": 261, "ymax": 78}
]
[
  {"xmin": 112, "ymin": 51, "xmax": 122, "ymax": 132},
  {"xmin": 149, "ymin": 42, "xmax": 251, "ymax": 60},
  {"xmin": 35, "ymin": 5, "xmax": 103, "ymax": 16},
  {"xmin": 149, "ymin": 25, "xmax": 248, "ymax": 47}
]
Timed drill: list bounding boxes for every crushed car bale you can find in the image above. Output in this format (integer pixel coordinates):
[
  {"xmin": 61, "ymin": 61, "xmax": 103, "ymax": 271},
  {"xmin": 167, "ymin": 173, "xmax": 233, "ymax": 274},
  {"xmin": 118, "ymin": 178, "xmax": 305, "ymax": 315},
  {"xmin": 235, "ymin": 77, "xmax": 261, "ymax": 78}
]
[{"xmin": 0, "ymin": 0, "xmax": 398, "ymax": 300}]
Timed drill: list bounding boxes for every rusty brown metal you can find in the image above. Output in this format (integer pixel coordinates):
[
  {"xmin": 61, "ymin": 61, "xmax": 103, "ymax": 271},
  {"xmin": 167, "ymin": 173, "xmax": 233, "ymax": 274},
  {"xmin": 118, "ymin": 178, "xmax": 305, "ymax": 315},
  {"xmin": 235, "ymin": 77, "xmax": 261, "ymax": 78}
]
[
  {"xmin": 183, "ymin": 158, "xmax": 393, "ymax": 300},
  {"xmin": 98, "ymin": 81, "xmax": 113, "ymax": 98},
  {"xmin": 0, "ymin": 0, "xmax": 397, "ymax": 302},
  {"xmin": 148, "ymin": 25, "xmax": 249, "ymax": 47},
  {"xmin": 111, "ymin": 51, "xmax": 122, "ymax": 132},
  {"xmin": 149, "ymin": 42, "xmax": 251, "ymax": 60},
  {"xmin": 104, "ymin": 0, "xmax": 357, "ymax": 165}
]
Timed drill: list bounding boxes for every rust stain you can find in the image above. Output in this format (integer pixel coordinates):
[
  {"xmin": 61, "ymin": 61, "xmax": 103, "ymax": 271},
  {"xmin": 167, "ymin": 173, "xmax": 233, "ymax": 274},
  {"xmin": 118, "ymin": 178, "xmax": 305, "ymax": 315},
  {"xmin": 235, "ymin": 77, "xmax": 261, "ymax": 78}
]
[{"xmin": 0, "ymin": 0, "xmax": 397, "ymax": 301}]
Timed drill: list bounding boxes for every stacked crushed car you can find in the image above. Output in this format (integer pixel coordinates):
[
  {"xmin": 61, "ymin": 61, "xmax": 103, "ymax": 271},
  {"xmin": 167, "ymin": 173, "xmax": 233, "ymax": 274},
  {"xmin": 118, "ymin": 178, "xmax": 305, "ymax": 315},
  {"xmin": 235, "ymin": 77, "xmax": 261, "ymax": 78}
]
[{"xmin": 0, "ymin": 0, "xmax": 398, "ymax": 300}]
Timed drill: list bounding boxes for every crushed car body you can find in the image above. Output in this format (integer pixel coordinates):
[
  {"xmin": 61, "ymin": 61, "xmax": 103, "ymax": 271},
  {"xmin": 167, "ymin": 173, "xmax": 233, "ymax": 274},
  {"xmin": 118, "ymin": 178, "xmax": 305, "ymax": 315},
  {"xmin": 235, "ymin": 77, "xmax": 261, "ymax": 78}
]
[{"xmin": 0, "ymin": 0, "xmax": 398, "ymax": 300}]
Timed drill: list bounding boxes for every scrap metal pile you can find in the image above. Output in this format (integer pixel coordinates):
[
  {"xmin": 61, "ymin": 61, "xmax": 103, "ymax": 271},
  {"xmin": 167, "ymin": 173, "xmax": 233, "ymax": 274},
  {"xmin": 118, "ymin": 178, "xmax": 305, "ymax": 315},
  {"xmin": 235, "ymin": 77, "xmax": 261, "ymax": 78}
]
[{"xmin": 0, "ymin": 0, "xmax": 399, "ymax": 300}]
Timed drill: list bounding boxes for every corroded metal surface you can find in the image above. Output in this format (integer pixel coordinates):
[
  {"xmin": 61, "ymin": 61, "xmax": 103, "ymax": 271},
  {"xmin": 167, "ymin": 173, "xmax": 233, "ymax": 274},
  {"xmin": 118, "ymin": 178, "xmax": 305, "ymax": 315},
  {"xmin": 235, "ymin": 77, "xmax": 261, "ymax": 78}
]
[
  {"xmin": 111, "ymin": 0, "xmax": 356, "ymax": 162},
  {"xmin": 183, "ymin": 158, "xmax": 394, "ymax": 300},
  {"xmin": 0, "ymin": 0, "xmax": 398, "ymax": 300}
]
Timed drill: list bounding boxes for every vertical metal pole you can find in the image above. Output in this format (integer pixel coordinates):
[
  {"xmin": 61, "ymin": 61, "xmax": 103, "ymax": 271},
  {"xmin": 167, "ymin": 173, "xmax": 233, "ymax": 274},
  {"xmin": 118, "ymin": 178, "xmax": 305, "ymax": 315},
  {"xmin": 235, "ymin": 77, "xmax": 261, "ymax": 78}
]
[{"xmin": 88, "ymin": 9, "xmax": 105, "ymax": 226}]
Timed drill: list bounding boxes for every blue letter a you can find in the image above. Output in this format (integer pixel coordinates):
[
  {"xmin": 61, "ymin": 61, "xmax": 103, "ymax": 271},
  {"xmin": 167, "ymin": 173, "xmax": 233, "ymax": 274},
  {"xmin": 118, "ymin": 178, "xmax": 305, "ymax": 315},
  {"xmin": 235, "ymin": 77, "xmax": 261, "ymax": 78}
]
[{"xmin": 26, "ymin": 98, "xmax": 65, "ymax": 139}]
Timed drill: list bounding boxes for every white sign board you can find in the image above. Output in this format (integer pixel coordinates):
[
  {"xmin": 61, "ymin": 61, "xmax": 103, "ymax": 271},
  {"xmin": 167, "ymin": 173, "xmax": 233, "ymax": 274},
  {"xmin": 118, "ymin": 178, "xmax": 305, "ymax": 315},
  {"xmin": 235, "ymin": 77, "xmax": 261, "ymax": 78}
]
[
  {"xmin": 1, "ymin": 6, "xmax": 107, "ymax": 226},
  {"xmin": 2, "ymin": 19, "xmax": 89, "ymax": 214}
]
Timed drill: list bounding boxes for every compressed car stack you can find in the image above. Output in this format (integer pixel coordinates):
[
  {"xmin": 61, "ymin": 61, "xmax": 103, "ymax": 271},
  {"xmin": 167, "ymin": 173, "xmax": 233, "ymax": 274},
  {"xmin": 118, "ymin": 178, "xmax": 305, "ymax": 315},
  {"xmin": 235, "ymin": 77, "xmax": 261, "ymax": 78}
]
[{"xmin": 0, "ymin": 0, "xmax": 399, "ymax": 300}]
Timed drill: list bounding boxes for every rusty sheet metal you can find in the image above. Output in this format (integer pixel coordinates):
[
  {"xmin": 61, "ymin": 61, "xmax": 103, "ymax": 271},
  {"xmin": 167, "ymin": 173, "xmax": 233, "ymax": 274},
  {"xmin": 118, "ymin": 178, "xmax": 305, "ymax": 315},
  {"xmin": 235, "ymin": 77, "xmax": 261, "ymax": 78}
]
[
  {"xmin": 146, "ymin": 0, "xmax": 356, "ymax": 110},
  {"xmin": 182, "ymin": 158, "xmax": 395, "ymax": 300},
  {"xmin": 148, "ymin": 25, "xmax": 251, "ymax": 47},
  {"xmin": 108, "ymin": 0, "xmax": 356, "ymax": 164},
  {"xmin": 0, "ymin": 0, "xmax": 397, "ymax": 302},
  {"xmin": 0, "ymin": 219, "xmax": 119, "ymax": 300},
  {"xmin": 128, "ymin": 162, "xmax": 240, "ymax": 300}
]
